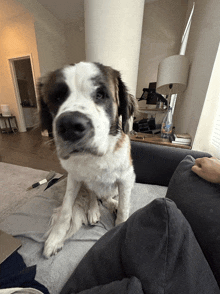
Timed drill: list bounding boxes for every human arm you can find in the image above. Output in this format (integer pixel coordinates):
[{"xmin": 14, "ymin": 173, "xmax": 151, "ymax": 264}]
[{"xmin": 191, "ymin": 157, "xmax": 220, "ymax": 183}]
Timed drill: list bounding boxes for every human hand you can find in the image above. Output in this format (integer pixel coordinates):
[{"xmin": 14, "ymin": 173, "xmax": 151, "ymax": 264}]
[{"xmin": 191, "ymin": 157, "xmax": 220, "ymax": 183}]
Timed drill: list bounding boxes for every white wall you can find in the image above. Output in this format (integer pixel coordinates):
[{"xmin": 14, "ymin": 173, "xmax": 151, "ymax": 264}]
[{"xmin": 173, "ymin": 0, "xmax": 220, "ymax": 142}]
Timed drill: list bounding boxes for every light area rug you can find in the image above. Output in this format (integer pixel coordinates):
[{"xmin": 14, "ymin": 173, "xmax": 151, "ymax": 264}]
[{"xmin": 0, "ymin": 162, "xmax": 62, "ymax": 223}]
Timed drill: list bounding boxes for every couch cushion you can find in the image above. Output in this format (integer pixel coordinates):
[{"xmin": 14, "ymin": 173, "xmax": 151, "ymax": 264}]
[
  {"xmin": 166, "ymin": 155, "xmax": 220, "ymax": 287},
  {"xmin": 131, "ymin": 141, "xmax": 211, "ymax": 186}
]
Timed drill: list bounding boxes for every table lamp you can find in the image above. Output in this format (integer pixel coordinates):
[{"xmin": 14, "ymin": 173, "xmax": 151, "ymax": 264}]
[{"xmin": 156, "ymin": 54, "xmax": 190, "ymax": 111}]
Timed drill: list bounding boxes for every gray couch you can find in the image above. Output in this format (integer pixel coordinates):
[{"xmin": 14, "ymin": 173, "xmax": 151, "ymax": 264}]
[
  {"xmin": 131, "ymin": 140, "xmax": 211, "ymax": 186},
  {"xmin": 1, "ymin": 141, "xmax": 218, "ymax": 294}
]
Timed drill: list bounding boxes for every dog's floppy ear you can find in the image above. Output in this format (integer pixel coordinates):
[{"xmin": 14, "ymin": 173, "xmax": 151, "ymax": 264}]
[
  {"xmin": 38, "ymin": 81, "xmax": 53, "ymax": 136},
  {"xmin": 117, "ymin": 75, "xmax": 138, "ymax": 134}
]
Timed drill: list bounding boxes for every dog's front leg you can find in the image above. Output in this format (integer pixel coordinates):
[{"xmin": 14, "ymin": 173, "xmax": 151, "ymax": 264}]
[
  {"xmin": 115, "ymin": 182, "xmax": 131, "ymax": 226},
  {"xmin": 87, "ymin": 191, "xmax": 101, "ymax": 225},
  {"xmin": 43, "ymin": 175, "xmax": 81, "ymax": 258},
  {"xmin": 115, "ymin": 171, "xmax": 135, "ymax": 226}
]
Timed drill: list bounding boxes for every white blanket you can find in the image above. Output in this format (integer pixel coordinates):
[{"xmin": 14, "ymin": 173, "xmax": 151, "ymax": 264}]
[{"xmin": 0, "ymin": 178, "xmax": 167, "ymax": 294}]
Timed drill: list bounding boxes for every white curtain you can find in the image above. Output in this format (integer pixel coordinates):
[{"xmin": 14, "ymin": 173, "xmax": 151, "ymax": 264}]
[{"xmin": 193, "ymin": 42, "xmax": 220, "ymax": 158}]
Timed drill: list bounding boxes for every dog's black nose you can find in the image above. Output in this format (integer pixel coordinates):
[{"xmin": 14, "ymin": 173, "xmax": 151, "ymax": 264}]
[{"xmin": 56, "ymin": 111, "xmax": 92, "ymax": 142}]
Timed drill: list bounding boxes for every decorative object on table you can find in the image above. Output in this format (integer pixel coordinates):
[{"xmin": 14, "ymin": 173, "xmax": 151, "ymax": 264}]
[
  {"xmin": 146, "ymin": 82, "xmax": 157, "ymax": 104},
  {"xmin": 0, "ymin": 104, "xmax": 11, "ymax": 117},
  {"xmin": 138, "ymin": 87, "xmax": 167, "ymax": 108},
  {"xmin": 169, "ymin": 133, "xmax": 192, "ymax": 146},
  {"xmin": 27, "ymin": 170, "xmax": 56, "ymax": 191},
  {"xmin": 161, "ymin": 106, "xmax": 173, "ymax": 139},
  {"xmin": 156, "ymin": 100, "xmax": 165, "ymax": 110},
  {"xmin": 133, "ymin": 117, "xmax": 156, "ymax": 133}
]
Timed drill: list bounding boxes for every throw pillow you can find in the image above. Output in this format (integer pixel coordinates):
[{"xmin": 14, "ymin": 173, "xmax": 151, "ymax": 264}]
[{"xmin": 166, "ymin": 155, "xmax": 220, "ymax": 287}]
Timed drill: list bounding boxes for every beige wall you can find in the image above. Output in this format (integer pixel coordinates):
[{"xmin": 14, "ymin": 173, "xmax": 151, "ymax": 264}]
[
  {"xmin": 65, "ymin": 19, "xmax": 86, "ymax": 64},
  {"xmin": 17, "ymin": 0, "xmax": 67, "ymax": 76},
  {"xmin": 173, "ymin": 0, "xmax": 220, "ymax": 142},
  {"xmin": 0, "ymin": 7, "xmax": 41, "ymax": 132},
  {"xmin": 137, "ymin": 0, "xmax": 188, "ymax": 99},
  {"xmin": 135, "ymin": 0, "xmax": 188, "ymax": 122},
  {"xmin": 0, "ymin": 0, "xmax": 69, "ymax": 132}
]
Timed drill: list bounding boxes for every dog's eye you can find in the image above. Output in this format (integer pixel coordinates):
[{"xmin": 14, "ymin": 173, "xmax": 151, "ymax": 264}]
[
  {"xmin": 49, "ymin": 83, "xmax": 69, "ymax": 103},
  {"xmin": 96, "ymin": 89, "xmax": 105, "ymax": 100},
  {"xmin": 95, "ymin": 87, "xmax": 108, "ymax": 101}
]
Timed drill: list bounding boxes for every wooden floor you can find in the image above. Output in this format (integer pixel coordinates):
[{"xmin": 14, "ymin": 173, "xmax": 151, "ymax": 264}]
[{"xmin": 0, "ymin": 128, "xmax": 66, "ymax": 174}]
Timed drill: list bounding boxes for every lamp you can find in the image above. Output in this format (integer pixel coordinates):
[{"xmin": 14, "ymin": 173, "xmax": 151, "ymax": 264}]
[{"xmin": 156, "ymin": 54, "xmax": 190, "ymax": 107}]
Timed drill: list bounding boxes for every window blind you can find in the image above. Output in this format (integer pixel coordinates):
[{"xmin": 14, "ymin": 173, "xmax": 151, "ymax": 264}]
[{"xmin": 211, "ymin": 93, "xmax": 220, "ymax": 156}]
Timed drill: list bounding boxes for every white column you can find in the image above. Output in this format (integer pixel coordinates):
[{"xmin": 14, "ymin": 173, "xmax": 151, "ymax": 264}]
[{"xmin": 85, "ymin": 0, "xmax": 145, "ymax": 96}]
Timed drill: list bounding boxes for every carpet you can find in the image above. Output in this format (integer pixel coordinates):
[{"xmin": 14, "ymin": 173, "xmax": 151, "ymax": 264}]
[{"xmin": 0, "ymin": 162, "xmax": 62, "ymax": 223}]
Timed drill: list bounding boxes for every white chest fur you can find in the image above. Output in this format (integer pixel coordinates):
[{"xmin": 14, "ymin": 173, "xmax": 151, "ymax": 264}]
[{"xmin": 60, "ymin": 134, "xmax": 134, "ymax": 199}]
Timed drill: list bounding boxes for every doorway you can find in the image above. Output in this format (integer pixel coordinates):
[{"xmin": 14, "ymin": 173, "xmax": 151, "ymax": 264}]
[{"xmin": 9, "ymin": 56, "xmax": 38, "ymax": 132}]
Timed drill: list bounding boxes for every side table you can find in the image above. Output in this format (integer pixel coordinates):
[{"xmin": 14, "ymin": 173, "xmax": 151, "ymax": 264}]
[{"xmin": 0, "ymin": 116, "xmax": 18, "ymax": 133}]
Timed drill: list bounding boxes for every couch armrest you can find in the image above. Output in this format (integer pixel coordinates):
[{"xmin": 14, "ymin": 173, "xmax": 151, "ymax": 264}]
[{"xmin": 131, "ymin": 141, "xmax": 212, "ymax": 186}]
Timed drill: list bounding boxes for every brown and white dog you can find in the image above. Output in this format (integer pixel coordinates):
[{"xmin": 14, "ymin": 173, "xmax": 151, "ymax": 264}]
[{"xmin": 39, "ymin": 62, "xmax": 138, "ymax": 258}]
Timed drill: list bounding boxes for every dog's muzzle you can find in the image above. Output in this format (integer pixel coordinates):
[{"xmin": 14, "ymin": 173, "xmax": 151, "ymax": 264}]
[{"xmin": 56, "ymin": 111, "xmax": 93, "ymax": 143}]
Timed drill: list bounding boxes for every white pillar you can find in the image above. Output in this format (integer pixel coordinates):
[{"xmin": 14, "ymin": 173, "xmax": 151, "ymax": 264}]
[{"xmin": 85, "ymin": 0, "xmax": 145, "ymax": 96}]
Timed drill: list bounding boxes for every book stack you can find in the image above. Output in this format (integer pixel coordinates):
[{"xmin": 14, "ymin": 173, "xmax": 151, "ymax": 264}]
[{"xmin": 169, "ymin": 133, "xmax": 192, "ymax": 146}]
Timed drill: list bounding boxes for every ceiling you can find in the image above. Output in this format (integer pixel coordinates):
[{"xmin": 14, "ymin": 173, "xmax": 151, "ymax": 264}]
[
  {"xmin": 36, "ymin": 0, "xmax": 157, "ymax": 24},
  {"xmin": 0, "ymin": 0, "xmax": 159, "ymax": 25},
  {"xmin": 37, "ymin": 0, "xmax": 84, "ymax": 23}
]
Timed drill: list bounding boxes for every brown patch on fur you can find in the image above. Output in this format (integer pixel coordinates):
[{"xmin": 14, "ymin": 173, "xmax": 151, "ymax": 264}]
[
  {"xmin": 128, "ymin": 143, "xmax": 133, "ymax": 166},
  {"xmin": 100, "ymin": 66, "xmax": 120, "ymax": 136},
  {"xmin": 114, "ymin": 132, "xmax": 126, "ymax": 152},
  {"xmin": 113, "ymin": 78, "xmax": 120, "ymax": 106},
  {"xmin": 109, "ymin": 77, "xmax": 119, "ymax": 118}
]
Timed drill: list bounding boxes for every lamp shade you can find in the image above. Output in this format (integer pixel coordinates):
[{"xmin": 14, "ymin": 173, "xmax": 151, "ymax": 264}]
[{"xmin": 156, "ymin": 55, "xmax": 190, "ymax": 95}]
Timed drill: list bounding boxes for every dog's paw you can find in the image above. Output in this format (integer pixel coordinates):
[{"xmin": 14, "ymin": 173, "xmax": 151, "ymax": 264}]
[
  {"xmin": 88, "ymin": 206, "xmax": 101, "ymax": 225},
  {"xmin": 115, "ymin": 213, "xmax": 128, "ymax": 226},
  {"xmin": 43, "ymin": 222, "xmax": 69, "ymax": 258},
  {"xmin": 43, "ymin": 238, "xmax": 64, "ymax": 258},
  {"xmin": 102, "ymin": 198, "xmax": 118, "ymax": 214},
  {"xmin": 115, "ymin": 217, "xmax": 123, "ymax": 226}
]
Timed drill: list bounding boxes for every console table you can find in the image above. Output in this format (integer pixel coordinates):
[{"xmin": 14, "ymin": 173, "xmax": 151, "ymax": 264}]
[{"xmin": 130, "ymin": 132, "xmax": 191, "ymax": 150}]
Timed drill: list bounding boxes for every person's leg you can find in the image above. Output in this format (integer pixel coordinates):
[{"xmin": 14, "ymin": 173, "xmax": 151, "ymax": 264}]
[{"xmin": 61, "ymin": 198, "xmax": 219, "ymax": 294}]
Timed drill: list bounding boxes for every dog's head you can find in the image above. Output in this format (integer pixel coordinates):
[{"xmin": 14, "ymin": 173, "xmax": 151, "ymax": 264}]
[{"xmin": 38, "ymin": 62, "xmax": 138, "ymax": 159}]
